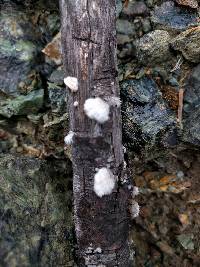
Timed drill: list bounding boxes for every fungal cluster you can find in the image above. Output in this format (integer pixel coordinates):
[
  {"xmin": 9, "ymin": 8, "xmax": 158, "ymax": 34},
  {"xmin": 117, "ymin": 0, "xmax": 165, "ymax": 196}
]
[
  {"xmin": 94, "ymin": 168, "xmax": 115, "ymax": 197},
  {"xmin": 130, "ymin": 200, "xmax": 140, "ymax": 219},
  {"xmin": 132, "ymin": 186, "xmax": 139, "ymax": 197},
  {"xmin": 63, "ymin": 76, "xmax": 138, "ymax": 211},
  {"xmin": 64, "ymin": 131, "xmax": 74, "ymax": 145},
  {"xmin": 64, "ymin": 76, "xmax": 78, "ymax": 92},
  {"xmin": 84, "ymin": 97, "xmax": 110, "ymax": 124}
]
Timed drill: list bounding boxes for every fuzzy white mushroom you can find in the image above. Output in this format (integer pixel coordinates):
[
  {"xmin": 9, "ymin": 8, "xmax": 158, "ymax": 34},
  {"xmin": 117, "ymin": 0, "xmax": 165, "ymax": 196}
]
[
  {"xmin": 94, "ymin": 247, "xmax": 102, "ymax": 254},
  {"xmin": 130, "ymin": 200, "xmax": 140, "ymax": 218},
  {"xmin": 73, "ymin": 101, "xmax": 79, "ymax": 107},
  {"xmin": 64, "ymin": 131, "xmax": 74, "ymax": 145},
  {"xmin": 94, "ymin": 168, "xmax": 115, "ymax": 197},
  {"xmin": 132, "ymin": 186, "xmax": 139, "ymax": 197},
  {"xmin": 64, "ymin": 77, "xmax": 78, "ymax": 92},
  {"xmin": 84, "ymin": 97, "xmax": 110, "ymax": 124}
]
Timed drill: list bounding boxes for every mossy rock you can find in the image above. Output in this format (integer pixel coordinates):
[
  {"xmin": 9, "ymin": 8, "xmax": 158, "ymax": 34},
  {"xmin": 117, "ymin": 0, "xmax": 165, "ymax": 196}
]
[
  {"xmin": 0, "ymin": 154, "xmax": 74, "ymax": 267},
  {"xmin": 0, "ymin": 89, "xmax": 44, "ymax": 118}
]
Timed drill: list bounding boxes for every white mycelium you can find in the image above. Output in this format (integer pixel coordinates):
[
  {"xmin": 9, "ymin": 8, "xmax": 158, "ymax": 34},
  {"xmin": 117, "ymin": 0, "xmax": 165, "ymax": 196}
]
[
  {"xmin": 64, "ymin": 131, "xmax": 74, "ymax": 145},
  {"xmin": 94, "ymin": 247, "xmax": 102, "ymax": 254},
  {"xmin": 94, "ymin": 168, "xmax": 115, "ymax": 197},
  {"xmin": 73, "ymin": 101, "xmax": 79, "ymax": 107},
  {"xmin": 64, "ymin": 77, "xmax": 78, "ymax": 92},
  {"xmin": 132, "ymin": 186, "xmax": 139, "ymax": 197},
  {"xmin": 84, "ymin": 97, "xmax": 110, "ymax": 124},
  {"xmin": 130, "ymin": 200, "xmax": 140, "ymax": 218}
]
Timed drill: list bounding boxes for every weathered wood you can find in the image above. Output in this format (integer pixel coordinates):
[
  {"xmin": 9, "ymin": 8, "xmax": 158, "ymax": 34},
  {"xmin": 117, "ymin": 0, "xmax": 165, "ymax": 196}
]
[{"xmin": 60, "ymin": 0, "xmax": 131, "ymax": 265}]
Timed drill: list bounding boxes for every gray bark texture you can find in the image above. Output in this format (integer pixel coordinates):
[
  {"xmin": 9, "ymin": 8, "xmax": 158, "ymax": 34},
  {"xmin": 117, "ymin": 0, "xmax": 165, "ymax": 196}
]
[{"xmin": 60, "ymin": 0, "xmax": 132, "ymax": 266}]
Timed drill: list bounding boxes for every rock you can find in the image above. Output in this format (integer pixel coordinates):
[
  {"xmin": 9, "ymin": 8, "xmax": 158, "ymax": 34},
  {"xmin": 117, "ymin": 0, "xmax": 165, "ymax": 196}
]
[
  {"xmin": 47, "ymin": 68, "xmax": 67, "ymax": 114},
  {"xmin": 151, "ymin": 1, "xmax": 198, "ymax": 32},
  {"xmin": 0, "ymin": 154, "xmax": 74, "ymax": 266},
  {"xmin": 136, "ymin": 30, "xmax": 171, "ymax": 65},
  {"xmin": 168, "ymin": 77, "xmax": 179, "ymax": 87},
  {"xmin": 121, "ymin": 77, "xmax": 175, "ymax": 148},
  {"xmin": 183, "ymin": 108, "xmax": 200, "ymax": 146},
  {"xmin": 156, "ymin": 241, "xmax": 175, "ymax": 256},
  {"xmin": 182, "ymin": 64, "xmax": 200, "ymax": 145},
  {"xmin": 142, "ymin": 18, "xmax": 152, "ymax": 33},
  {"xmin": 0, "ymin": 1, "xmax": 61, "ymax": 98},
  {"xmin": 0, "ymin": 4, "xmax": 43, "ymax": 97},
  {"xmin": 48, "ymin": 83, "xmax": 67, "ymax": 114},
  {"xmin": 116, "ymin": 0, "xmax": 123, "ymax": 18},
  {"xmin": 184, "ymin": 64, "xmax": 200, "ymax": 113},
  {"xmin": 45, "ymin": 12, "xmax": 61, "ymax": 37},
  {"xmin": 0, "ymin": 89, "xmax": 44, "ymax": 118},
  {"xmin": 122, "ymin": 2, "xmax": 148, "ymax": 17},
  {"xmin": 118, "ymin": 43, "xmax": 135, "ymax": 59},
  {"xmin": 117, "ymin": 19, "xmax": 135, "ymax": 36},
  {"xmin": 170, "ymin": 27, "xmax": 200, "ymax": 63},
  {"xmin": 117, "ymin": 34, "xmax": 132, "ymax": 45},
  {"xmin": 175, "ymin": 0, "xmax": 198, "ymax": 9},
  {"xmin": 177, "ymin": 234, "xmax": 195, "ymax": 250},
  {"xmin": 48, "ymin": 68, "xmax": 65, "ymax": 85}
]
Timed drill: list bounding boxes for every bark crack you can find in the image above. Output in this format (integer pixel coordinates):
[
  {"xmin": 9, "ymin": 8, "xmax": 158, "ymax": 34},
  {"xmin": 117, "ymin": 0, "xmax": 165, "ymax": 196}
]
[{"xmin": 72, "ymin": 35, "xmax": 100, "ymax": 45}]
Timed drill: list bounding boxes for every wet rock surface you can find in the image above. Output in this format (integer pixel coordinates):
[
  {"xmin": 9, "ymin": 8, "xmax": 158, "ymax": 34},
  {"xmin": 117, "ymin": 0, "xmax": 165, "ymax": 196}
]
[{"xmin": 1, "ymin": 0, "xmax": 200, "ymax": 266}]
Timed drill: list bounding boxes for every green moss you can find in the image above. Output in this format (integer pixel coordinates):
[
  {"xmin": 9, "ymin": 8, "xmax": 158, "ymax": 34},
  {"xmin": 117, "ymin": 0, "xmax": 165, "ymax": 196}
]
[
  {"xmin": 0, "ymin": 89, "xmax": 44, "ymax": 118},
  {"xmin": 16, "ymin": 40, "xmax": 37, "ymax": 61},
  {"xmin": 0, "ymin": 154, "xmax": 74, "ymax": 267}
]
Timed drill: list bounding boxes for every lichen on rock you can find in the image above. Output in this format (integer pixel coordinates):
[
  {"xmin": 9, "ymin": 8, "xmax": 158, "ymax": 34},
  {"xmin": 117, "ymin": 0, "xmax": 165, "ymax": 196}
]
[{"xmin": 0, "ymin": 154, "xmax": 74, "ymax": 267}]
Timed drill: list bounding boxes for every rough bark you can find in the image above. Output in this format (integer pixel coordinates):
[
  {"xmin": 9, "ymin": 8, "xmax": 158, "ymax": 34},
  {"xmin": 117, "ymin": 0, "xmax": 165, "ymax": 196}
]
[{"xmin": 60, "ymin": 0, "xmax": 131, "ymax": 266}]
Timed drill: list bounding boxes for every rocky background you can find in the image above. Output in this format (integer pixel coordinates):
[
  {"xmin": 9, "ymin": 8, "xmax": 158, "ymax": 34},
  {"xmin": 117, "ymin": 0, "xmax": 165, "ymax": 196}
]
[{"xmin": 0, "ymin": 0, "xmax": 200, "ymax": 266}]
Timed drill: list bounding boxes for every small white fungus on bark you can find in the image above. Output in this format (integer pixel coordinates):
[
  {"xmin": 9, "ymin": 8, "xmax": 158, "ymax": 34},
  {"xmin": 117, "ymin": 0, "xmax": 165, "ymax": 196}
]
[
  {"xmin": 132, "ymin": 186, "xmax": 139, "ymax": 197},
  {"xmin": 73, "ymin": 101, "xmax": 79, "ymax": 107},
  {"xmin": 94, "ymin": 247, "xmax": 102, "ymax": 253},
  {"xmin": 84, "ymin": 97, "xmax": 110, "ymax": 124},
  {"xmin": 94, "ymin": 168, "xmax": 115, "ymax": 197},
  {"xmin": 130, "ymin": 200, "xmax": 140, "ymax": 218},
  {"xmin": 123, "ymin": 146, "xmax": 127, "ymax": 153},
  {"xmin": 64, "ymin": 131, "xmax": 74, "ymax": 145},
  {"xmin": 64, "ymin": 77, "xmax": 78, "ymax": 92}
]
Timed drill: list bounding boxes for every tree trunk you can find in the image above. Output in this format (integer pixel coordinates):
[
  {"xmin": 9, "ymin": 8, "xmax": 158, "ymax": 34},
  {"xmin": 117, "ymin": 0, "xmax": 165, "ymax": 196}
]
[{"xmin": 60, "ymin": 0, "xmax": 131, "ymax": 266}]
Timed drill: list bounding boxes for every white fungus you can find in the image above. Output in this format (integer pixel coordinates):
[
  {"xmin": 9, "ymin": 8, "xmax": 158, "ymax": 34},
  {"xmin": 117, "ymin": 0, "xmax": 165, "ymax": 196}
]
[
  {"xmin": 73, "ymin": 101, "xmax": 79, "ymax": 107},
  {"xmin": 128, "ymin": 185, "xmax": 132, "ymax": 190},
  {"xmin": 123, "ymin": 146, "xmax": 127, "ymax": 153},
  {"xmin": 64, "ymin": 77, "xmax": 78, "ymax": 92},
  {"xmin": 132, "ymin": 186, "xmax": 139, "ymax": 197},
  {"xmin": 130, "ymin": 201, "xmax": 140, "ymax": 218},
  {"xmin": 64, "ymin": 131, "xmax": 74, "ymax": 145},
  {"xmin": 123, "ymin": 161, "xmax": 127, "ymax": 169},
  {"xmin": 84, "ymin": 97, "xmax": 110, "ymax": 124},
  {"xmin": 94, "ymin": 247, "xmax": 102, "ymax": 254},
  {"xmin": 94, "ymin": 168, "xmax": 115, "ymax": 197}
]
